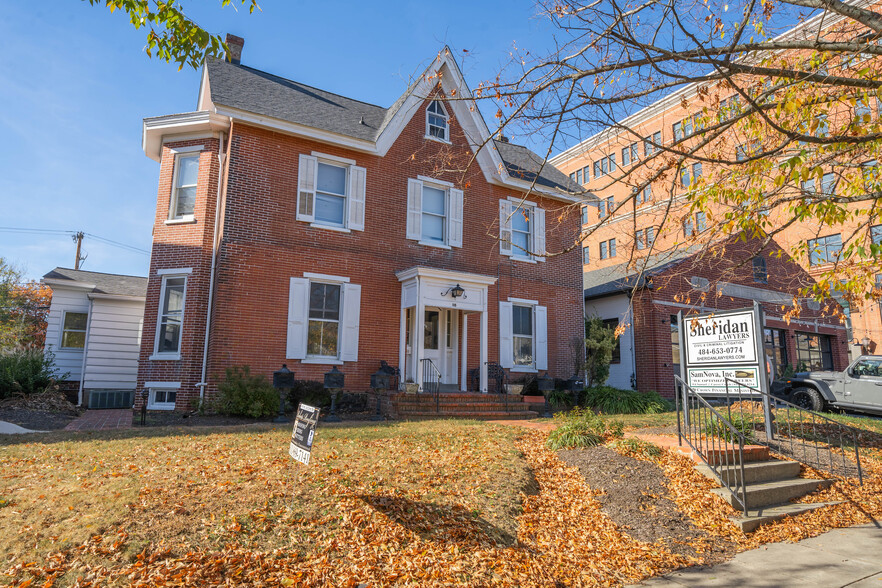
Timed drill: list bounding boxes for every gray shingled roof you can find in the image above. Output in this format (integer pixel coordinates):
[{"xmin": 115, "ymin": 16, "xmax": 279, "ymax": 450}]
[
  {"xmin": 205, "ymin": 59, "xmax": 582, "ymax": 195},
  {"xmin": 43, "ymin": 268, "xmax": 148, "ymax": 298},
  {"xmin": 583, "ymin": 248, "xmax": 699, "ymax": 299}
]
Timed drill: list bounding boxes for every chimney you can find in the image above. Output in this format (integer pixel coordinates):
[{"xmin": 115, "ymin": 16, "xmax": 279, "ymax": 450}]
[
  {"xmin": 225, "ymin": 34, "xmax": 244, "ymax": 65},
  {"xmin": 496, "ymin": 131, "xmax": 509, "ymax": 143}
]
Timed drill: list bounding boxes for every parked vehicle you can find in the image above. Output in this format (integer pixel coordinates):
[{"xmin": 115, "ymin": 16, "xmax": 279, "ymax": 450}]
[{"xmin": 773, "ymin": 355, "xmax": 882, "ymax": 415}]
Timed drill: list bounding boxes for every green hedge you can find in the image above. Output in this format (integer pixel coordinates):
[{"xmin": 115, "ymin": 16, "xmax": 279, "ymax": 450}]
[
  {"xmin": 0, "ymin": 348, "xmax": 64, "ymax": 399},
  {"xmin": 215, "ymin": 366, "xmax": 279, "ymax": 418},
  {"xmin": 580, "ymin": 386, "xmax": 672, "ymax": 414}
]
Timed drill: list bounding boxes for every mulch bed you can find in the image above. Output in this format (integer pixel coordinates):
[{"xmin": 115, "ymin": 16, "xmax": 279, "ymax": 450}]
[
  {"xmin": 0, "ymin": 390, "xmax": 82, "ymax": 431},
  {"xmin": 558, "ymin": 445, "xmax": 738, "ymax": 565}
]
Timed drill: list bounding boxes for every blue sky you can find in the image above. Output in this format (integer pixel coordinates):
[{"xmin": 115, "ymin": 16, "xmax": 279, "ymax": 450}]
[{"xmin": 0, "ymin": 1, "xmax": 558, "ymax": 281}]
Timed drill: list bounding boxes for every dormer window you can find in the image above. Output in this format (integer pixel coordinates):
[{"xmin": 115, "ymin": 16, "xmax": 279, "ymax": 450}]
[{"xmin": 426, "ymin": 100, "xmax": 449, "ymax": 141}]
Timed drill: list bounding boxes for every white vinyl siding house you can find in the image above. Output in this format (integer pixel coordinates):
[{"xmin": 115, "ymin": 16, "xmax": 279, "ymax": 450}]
[{"xmin": 42, "ymin": 268, "xmax": 147, "ymax": 408}]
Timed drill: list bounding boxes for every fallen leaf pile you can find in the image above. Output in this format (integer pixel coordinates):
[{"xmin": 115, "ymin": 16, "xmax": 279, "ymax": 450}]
[{"xmin": 2, "ymin": 418, "xmax": 881, "ymax": 587}]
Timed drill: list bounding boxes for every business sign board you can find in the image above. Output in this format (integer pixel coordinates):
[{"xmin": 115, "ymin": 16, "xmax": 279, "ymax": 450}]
[
  {"xmin": 680, "ymin": 305, "xmax": 765, "ymax": 397},
  {"xmin": 289, "ymin": 403, "xmax": 319, "ymax": 466}
]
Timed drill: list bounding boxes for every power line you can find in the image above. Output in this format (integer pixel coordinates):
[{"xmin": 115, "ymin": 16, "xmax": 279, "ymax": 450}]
[{"xmin": 0, "ymin": 227, "xmax": 149, "ymax": 255}]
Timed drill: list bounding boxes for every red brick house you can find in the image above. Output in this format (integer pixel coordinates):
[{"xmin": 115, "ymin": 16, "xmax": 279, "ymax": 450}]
[
  {"xmin": 583, "ymin": 239, "xmax": 849, "ymax": 398},
  {"xmin": 136, "ymin": 39, "xmax": 584, "ymax": 411}
]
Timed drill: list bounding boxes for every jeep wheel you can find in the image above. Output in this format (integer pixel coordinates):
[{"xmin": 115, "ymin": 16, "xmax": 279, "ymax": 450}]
[{"xmin": 791, "ymin": 387, "xmax": 824, "ymax": 412}]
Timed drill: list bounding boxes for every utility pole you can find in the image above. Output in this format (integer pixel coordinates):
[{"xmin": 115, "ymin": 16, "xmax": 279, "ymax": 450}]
[{"xmin": 72, "ymin": 231, "xmax": 86, "ymax": 270}]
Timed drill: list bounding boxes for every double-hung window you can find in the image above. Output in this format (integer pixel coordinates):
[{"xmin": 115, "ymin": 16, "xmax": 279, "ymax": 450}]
[
  {"xmin": 871, "ymin": 224, "xmax": 882, "ymax": 245},
  {"xmin": 499, "ymin": 198, "xmax": 546, "ymax": 262},
  {"xmin": 636, "ymin": 185, "xmax": 651, "ymax": 205},
  {"xmin": 170, "ymin": 152, "xmax": 200, "ymax": 220},
  {"xmin": 646, "ymin": 226, "xmax": 656, "ymax": 247},
  {"xmin": 753, "ymin": 256, "xmax": 768, "ymax": 283},
  {"xmin": 576, "ymin": 169, "xmax": 583, "ymax": 184},
  {"xmin": 636, "ymin": 229, "xmax": 646, "ymax": 250},
  {"xmin": 406, "ymin": 177, "xmax": 464, "ymax": 248},
  {"xmin": 583, "ymin": 245, "xmax": 590, "ymax": 264},
  {"xmin": 808, "ymin": 234, "xmax": 842, "ymax": 266},
  {"xmin": 644, "ymin": 131, "xmax": 662, "ymax": 156},
  {"xmin": 426, "ymin": 100, "xmax": 449, "ymax": 141},
  {"xmin": 581, "ymin": 206, "xmax": 589, "ymax": 225},
  {"xmin": 599, "ymin": 238, "xmax": 616, "ymax": 259},
  {"xmin": 61, "ymin": 311, "xmax": 88, "ymax": 349},
  {"xmin": 499, "ymin": 299, "xmax": 548, "ymax": 371},
  {"xmin": 605, "ymin": 196, "xmax": 615, "ymax": 217},
  {"xmin": 297, "ymin": 153, "xmax": 367, "ymax": 232},
  {"xmin": 153, "ymin": 274, "xmax": 187, "ymax": 359},
  {"xmin": 287, "ymin": 275, "xmax": 362, "ymax": 363},
  {"xmin": 582, "ymin": 165, "xmax": 590, "ymax": 183}
]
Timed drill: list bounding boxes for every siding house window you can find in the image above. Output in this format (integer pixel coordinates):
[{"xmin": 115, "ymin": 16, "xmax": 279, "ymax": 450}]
[
  {"xmin": 296, "ymin": 154, "xmax": 367, "ymax": 231},
  {"xmin": 808, "ymin": 234, "xmax": 842, "ymax": 265},
  {"xmin": 170, "ymin": 153, "xmax": 199, "ymax": 220},
  {"xmin": 499, "ymin": 199, "xmax": 546, "ymax": 262},
  {"xmin": 154, "ymin": 276, "xmax": 186, "ymax": 357},
  {"xmin": 406, "ymin": 178, "xmax": 464, "ymax": 248},
  {"xmin": 148, "ymin": 387, "xmax": 178, "ymax": 410},
  {"xmin": 61, "ymin": 311, "xmax": 88, "ymax": 349},
  {"xmin": 499, "ymin": 299, "xmax": 548, "ymax": 371},
  {"xmin": 287, "ymin": 276, "xmax": 361, "ymax": 363},
  {"xmin": 426, "ymin": 100, "xmax": 449, "ymax": 141},
  {"xmin": 753, "ymin": 256, "xmax": 768, "ymax": 283}
]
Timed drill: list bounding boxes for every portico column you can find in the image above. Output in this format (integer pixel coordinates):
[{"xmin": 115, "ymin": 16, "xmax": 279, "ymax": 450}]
[
  {"xmin": 480, "ymin": 309, "xmax": 488, "ymax": 393},
  {"xmin": 398, "ymin": 306, "xmax": 407, "ymax": 391},
  {"xmin": 415, "ymin": 283, "xmax": 425, "ymax": 391},
  {"xmin": 460, "ymin": 313, "xmax": 468, "ymax": 391}
]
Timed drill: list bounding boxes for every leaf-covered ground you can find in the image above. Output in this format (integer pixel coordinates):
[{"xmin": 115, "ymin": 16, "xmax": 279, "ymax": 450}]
[{"xmin": 1, "ymin": 417, "xmax": 881, "ymax": 587}]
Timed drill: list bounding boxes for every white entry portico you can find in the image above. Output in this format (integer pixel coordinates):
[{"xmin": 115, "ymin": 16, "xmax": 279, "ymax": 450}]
[{"xmin": 396, "ymin": 266, "xmax": 497, "ymax": 392}]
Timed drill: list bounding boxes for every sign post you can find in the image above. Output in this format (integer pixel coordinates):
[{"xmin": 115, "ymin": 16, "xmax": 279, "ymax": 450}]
[
  {"xmin": 680, "ymin": 303, "xmax": 773, "ymax": 439},
  {"xmin": 289, "ymin": 403, "xmax": 320, "ymax": 466}
]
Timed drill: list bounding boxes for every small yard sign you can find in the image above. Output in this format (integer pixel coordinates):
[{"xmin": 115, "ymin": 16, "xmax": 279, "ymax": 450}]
[{"xmin": 289, "ymin": 403, "xmax": 319, "ymax": 465}]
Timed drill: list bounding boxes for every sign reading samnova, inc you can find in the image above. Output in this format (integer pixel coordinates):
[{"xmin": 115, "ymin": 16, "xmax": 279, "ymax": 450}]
[{"xmin": 685, "ymin": 366, "xmax": 760, "ymax": 395}]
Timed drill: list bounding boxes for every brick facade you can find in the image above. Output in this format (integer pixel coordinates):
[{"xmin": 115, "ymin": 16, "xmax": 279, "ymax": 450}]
[{"xmin": 137, "ymin": 89, "xmax": 583, "ymax": 411}]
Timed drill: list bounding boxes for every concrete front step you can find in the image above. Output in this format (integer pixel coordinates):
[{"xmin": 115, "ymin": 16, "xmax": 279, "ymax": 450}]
[
  {"xmin": 704, "ymin": 444, "xmax": 770, "ymax": 465},
  {"xmin": 696, "ymin": 459, "xmax": 802, "ymax": 485},
  {"xmin": 396, "ymin": 410, "xmax": 540, "ymax": 420},
  {"xmin": 732, "ymin": 502, "xmax": 842, "ymax": 533},
  {"xmin": 393, "ymin": 393, "xmax": 524, "ymax": 404},
  {"xmin": 395, "ymin": 401, "xmax": 531, "ymax": 411},
  {"xmin": 711, "ymin": 477, "xmax": 833, "ymax": 510}
]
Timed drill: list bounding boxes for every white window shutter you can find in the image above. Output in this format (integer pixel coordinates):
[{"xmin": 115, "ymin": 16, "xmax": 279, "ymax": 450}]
[
  {"xmin": 348, "ymin": 165, "xmax": 366, "ymax": 231},
  {"xmin": 534, "ymin": 207, "xmax": 546, "ymax": 262},
  {"xmin": 286, "ymin": 278, "xmax": 310, "ymax": 359},
  {"xmin": 448, "ymin": 188, "xmax": 464, "ymax": 247},
  {"xmin": 499, "ymin": 200, "xmax": 512, "ymax": 256},
  {"xmin": 296, "ymin": 154, "xmax": 317, "ymax": 222},
  {"xmin": 406, "ymin": 178, "xmax": 423, "ymax": 241},
  {"xmin": 340, "ymin": 283, "xmax": 361, "ymax": 362},
  {"xmin": 499, "ymin": 301, "xmax": 513, "ymax": 369},
  {"xmin": 535, "ymin": 305, "xmax": 548, "ymax": 370}
]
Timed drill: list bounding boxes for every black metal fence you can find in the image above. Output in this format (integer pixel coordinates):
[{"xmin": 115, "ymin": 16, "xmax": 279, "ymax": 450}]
[
  {"xmin": 723, "ymin": 378, "xmax": 863, "ymax": 484},
  {"xmin": 676, "ymin": 375, "xmax": 749, "ymax": 515},
  {"xmin": 420, "ymin": 358, "xmax": 441, "ymax": 413}
]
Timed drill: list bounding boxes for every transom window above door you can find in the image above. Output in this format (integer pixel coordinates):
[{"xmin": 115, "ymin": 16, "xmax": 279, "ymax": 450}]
[
  {"xmin": 426, "ymin": 100, "xmax": 449, "ymax": 141},
  {"xmin": 406, "ymin": 177, "xmax": 464, "ymax": 248}
]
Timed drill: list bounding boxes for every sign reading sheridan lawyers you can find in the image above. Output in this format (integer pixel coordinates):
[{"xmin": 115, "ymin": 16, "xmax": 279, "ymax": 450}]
[{"xmin": 684, "ymin": 310, "xmax": 757, "ymax": 366}]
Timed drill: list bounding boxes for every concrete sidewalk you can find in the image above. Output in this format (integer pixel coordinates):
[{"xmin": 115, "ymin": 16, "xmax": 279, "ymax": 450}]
[
  {"xmin": 0, "ymin": 421, "xmax": 43, "ymax": 434},
  {"xmin": 632, "ymin": 524, "xmax": 882, "ymax": 587}
]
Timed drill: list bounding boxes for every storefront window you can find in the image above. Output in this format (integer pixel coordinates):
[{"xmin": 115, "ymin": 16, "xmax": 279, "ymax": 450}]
[
  {"xmin": 795, "ymin": 332, "xmax": 833, "ymax": 371},
  {"xmin": 763, "ymin": 328, "xmax": 788, "ymax": 378},
  {"xmin": 670, "ymin": 315, "xmax": 680, "ymax": 377}
]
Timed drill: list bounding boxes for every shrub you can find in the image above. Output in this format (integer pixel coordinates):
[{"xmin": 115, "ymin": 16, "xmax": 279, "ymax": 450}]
[
  {"xmin": 548, "ymin": 389, "xmax": 575, "ymax": 408},
  {"xmin": 288, "ymin": 380, "xmax": 331, "ymax": 409},
  {"xmin": 607, "ymin": 438, "xmax": 662, "ymax": 459},
  {"xmin": 585, "ymin": 317, "xmax": 617, "ymax": 387},
  {"xmin": 581, "ymin": 386, "xmax": 671, "ymax": 414},
  {"xmin": 215, "ymin": 366, "xmax": 279, "ymax": 418},
  {"xmin": 546, "ymin": 407, "xmax": 624, "ymax": 450},
  {"xmin": 0, "ymin": 347, "xmax": 64, "ymax": 399},
  {"xmin": 704, "ymin": 412, "xmax": 760, "ymax": 442}
]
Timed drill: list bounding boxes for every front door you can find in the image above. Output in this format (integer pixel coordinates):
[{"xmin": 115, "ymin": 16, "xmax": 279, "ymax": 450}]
[{"xmin": 423, "ymin": 308, "xmax": 458, "ymax": 386}]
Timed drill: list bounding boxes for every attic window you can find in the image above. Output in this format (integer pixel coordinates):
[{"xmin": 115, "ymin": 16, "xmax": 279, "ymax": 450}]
[{"xmin": 426, "ymin": 101, "xmax": 449, "ymax": 141}]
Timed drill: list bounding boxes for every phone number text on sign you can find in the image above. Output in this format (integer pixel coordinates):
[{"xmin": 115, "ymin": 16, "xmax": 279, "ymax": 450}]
[{"xmin": 691, "ymin": 342, "xmax": 751, "ymax": 363}]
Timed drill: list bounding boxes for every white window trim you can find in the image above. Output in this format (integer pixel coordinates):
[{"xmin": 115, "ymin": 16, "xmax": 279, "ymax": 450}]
[
  {"xmin": 167, "ymin": 145, "xmax": 204, "ymax": 154},
  {"xmin": 511, "ymin": 366, "xmax": 539, "ymax": 373},
  {"xmin": 169, "ymin": 151, "xmax": 200, "ymax": 221},
  {"xmin": 419, "ymin": 241, "xmax": 452, "ymax": 250},
  {"xmin": 425, "ymin": 100, "xmax": 450, "ymax": 143},
  {"xmin": 309, "ymin": 223, "xmax": 351, "ymax": 233},
  {"xmin": 157, "ymin": 267, "xmax": 193, "ymax": 276},
  {"xmin": 418, "ymin": 175, "xmax": 453, "ymax": 187},
  {"xmin": 305, "ymin": 280, "xmax": 344, "ymax": 362},
  {"xmin": 151, "ymin": 274, "xmax": 188, "ymax": 361},
  {"xmin": 419, "ymin": 179, "xmax": 450, "ymax": 246},
  {"xmin": 59, "ymin": 309, "xmax": 88, "ymax": 350},
  {"xmin": 146, "ymin": 382, "xmax": 181, "ymax": 411},
  {"xmin": 164, "ymin": 218, "xmax": 198, "ymax": 226},
  {"xmin": 310, "ymin": 151, "xmax": 356, "ymax": 166},
  {"xmin": 508, "ymin": 297, "xmax": 539, "ymax": 305},
  {"xmin": 512, "ymin": 303, "xmax": 536, "ymax": 370},
  {"xmin": 313, "ymin": 158, "xmax": 349, "ymax": 229},
  {"xmin": 304, "ymin": 272, "xmax": 350, "ymax": 283},
  {"xmin": 503, "ymin": 197, "xmax": 544, "ymax": 263},
  {"xmin": 301, "ymin": 358, "xmax": 345, "ymax": 365}
]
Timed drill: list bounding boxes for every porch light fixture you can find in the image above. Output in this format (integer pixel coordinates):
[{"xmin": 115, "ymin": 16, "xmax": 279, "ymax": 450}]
[{"xmin": 442, "ymin": 284, "xmax": 466, "ymax": 299}]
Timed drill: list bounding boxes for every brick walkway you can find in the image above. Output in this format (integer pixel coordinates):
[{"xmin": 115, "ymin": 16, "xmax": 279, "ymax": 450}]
[{"xmin": 64, "ymin": 409, "xmax": 133, "ymax": 431}]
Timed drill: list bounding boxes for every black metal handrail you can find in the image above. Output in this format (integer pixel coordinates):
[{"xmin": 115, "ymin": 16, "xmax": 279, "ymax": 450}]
[
  {"xmin": 723, "ymin": 378, "xmax": 863, "ymax": 484},
  {"xmin": 675, "ymin": 375, "xmax": 749, "ymax": 515},
  {"xmin": 420, "ymin": 358, "xmax": 442, "ymax": 413}
]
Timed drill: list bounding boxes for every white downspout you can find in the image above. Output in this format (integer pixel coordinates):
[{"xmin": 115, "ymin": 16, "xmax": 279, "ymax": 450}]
[
  {"xmin": 196, "ymin": 125, "xmax": 231, "ymax": 401},
  {"xmin": 77, "ymin": 297, "xmax": 95, "ymax": 407}
]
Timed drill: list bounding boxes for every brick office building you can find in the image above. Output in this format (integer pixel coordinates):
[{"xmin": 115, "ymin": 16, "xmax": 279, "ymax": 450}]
[
  {"xmin": 135, "ymin": 39, "xmax": 584, "ymax": 411},
  {"xmin": 584, "ymin": 239, "xmax": 849, "ymax": 398},
  {"xmin": 551, "ymin": 6, "xmax": 880, "ymax": 366}
]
